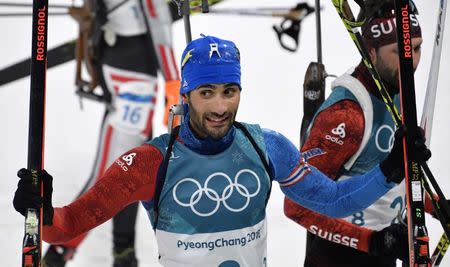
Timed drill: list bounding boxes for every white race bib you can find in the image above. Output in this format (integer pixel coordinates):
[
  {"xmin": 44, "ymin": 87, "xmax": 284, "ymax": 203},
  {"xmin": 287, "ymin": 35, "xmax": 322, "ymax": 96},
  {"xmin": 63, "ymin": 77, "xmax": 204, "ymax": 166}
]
[{"xmin": 103, "ymin": 65, "xmax": 158, "ymax": 135}]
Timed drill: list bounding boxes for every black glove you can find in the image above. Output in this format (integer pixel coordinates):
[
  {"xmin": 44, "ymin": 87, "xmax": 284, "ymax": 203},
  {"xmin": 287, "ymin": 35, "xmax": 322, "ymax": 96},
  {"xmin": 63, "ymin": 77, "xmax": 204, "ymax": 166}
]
[
  {"xmin": 380, "ymin": 126, "xmax": 431, "ymax": 183},
  {"xmin": 369, "ymin": 223, "xmax": 408, "ymax": 262},
  {"xmin": 13, "ymin": 168, "xmax": 54, "ymax": 226}
]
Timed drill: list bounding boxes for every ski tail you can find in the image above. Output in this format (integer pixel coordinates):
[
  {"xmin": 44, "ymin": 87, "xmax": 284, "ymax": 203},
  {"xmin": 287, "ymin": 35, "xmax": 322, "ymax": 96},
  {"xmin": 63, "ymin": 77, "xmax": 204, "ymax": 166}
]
[{"xmin": 22, "ymin": 0, "xmax": 49, "ymax": 266}]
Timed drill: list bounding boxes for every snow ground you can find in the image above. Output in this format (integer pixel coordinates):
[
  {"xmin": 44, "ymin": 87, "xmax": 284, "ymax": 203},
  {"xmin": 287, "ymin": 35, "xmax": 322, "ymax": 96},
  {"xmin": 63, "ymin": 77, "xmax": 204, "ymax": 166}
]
[{"xmin": 1, "ymin": 0, "xmax": 449, "ymax": 266}]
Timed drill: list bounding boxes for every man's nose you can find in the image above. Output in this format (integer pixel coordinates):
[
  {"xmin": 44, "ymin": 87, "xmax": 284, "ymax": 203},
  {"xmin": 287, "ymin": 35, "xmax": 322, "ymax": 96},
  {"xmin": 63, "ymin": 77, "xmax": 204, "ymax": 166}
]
[{"xmin": 210, "ymin": 96, "xmax": 228, "ymax": 115}]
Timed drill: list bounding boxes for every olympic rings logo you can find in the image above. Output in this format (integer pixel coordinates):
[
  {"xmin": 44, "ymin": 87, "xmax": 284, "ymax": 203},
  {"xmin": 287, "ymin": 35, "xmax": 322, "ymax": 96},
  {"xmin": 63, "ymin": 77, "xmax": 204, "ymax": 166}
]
[
  {"xmin": 375, "ymin": 125, "xmax": 395, "ymax": 153},
  {"xmin": 172, "ymin": 169, "xmax": 261, "ymax": 217}
]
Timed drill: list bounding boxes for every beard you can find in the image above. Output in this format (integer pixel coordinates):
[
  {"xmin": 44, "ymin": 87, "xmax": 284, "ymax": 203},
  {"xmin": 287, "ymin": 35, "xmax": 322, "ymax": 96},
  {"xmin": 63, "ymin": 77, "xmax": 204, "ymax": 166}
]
[
  {"xmin": 188, "ymin": 101, "xmax": 237, "ymax": 140},
  {"xmin": 375, "ymin": 56, "xmax": 400, "ymax": 96}
]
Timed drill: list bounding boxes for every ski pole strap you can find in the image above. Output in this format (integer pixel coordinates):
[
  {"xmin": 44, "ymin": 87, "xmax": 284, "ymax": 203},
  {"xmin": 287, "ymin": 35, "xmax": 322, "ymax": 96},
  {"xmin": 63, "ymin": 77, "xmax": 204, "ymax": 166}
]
[
  {"xmin": 153, "ymin": 125, "xmax": 180, "ymax": 230},
  {"xmin": 272, "ymin": 18, "xmax": 301, "ymax": 52},
  {"xmin": 272, "ymin": 2, "xmax": 315, "ymax": 52},
  {"xmin": 233, "ymin": 121, "xmax": 273, "ymax": 205}
]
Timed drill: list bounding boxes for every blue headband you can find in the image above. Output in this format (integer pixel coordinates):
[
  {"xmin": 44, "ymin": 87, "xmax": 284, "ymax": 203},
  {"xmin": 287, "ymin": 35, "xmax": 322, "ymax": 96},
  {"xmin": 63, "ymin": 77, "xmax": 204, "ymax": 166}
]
[{"xmin": 180, "ymin": 35, "xmax": 241, "ymax": 94}]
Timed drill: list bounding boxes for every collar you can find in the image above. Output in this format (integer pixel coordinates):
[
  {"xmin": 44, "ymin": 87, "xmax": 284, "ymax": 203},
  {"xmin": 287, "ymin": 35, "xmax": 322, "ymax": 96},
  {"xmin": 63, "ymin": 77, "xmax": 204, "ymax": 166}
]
[{"xmin": 178, "ymin": 113, "xmax": 236, "ymax": 155}]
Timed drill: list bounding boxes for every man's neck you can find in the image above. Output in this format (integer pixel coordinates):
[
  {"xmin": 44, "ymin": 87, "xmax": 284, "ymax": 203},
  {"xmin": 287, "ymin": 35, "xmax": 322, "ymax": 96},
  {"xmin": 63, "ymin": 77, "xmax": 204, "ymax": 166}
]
[{"xmin": 179, "ymin": 115, "xmax": 236, "ymax": 155}]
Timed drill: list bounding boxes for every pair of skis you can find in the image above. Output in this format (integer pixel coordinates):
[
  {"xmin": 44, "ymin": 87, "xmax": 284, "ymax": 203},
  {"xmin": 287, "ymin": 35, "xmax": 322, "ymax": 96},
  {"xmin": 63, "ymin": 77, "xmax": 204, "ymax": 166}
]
[{"xmin": 308, "ymin": 0, "xmax": 449, "ymax": 265}]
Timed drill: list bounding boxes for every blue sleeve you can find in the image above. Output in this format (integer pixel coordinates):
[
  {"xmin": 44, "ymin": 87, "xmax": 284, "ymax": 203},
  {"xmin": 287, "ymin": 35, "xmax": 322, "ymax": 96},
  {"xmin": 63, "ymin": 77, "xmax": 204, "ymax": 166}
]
[
  {"xmin": 262, "ymin": 128, "xmax": 300, "ymax": 180},
  {"xmin": 263, "ymin": 129, "xmax": 396, "ymax": 218}
]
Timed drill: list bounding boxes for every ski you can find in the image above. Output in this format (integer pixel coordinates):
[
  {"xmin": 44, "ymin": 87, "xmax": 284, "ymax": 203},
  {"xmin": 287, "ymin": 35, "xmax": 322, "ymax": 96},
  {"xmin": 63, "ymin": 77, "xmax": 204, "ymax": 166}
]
[
  {"xmin": 0, "ymin": 39, "xmax": 75, "ymax": 86},
  {"xmin": 22, "ymin": 0, "xmax": 48, "ymax": 266},
  {"xmin": 419, "ymin": 0, "xmax": 449, "ymax": 265},
  {"xmin": 432, "ymin": 234, "xmax": 450, "ymax": 266},
  {"xmin": 420, "ymin": 0, "xmax": 447, "ymax": 153},
  {"xmin": 394, "ymin": 0, "xmax": 431, "ymax": 265}
]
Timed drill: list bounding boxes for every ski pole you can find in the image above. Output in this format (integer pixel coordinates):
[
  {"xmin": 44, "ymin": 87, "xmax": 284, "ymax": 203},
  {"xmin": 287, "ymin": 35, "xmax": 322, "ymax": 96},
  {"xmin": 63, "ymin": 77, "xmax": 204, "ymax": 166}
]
[
  {"xmin": 414, "ymin": 0, "xmax": 448, "ymax": 264},
  {"xmin": 420, "ymin": 0, "xmax": 447, "ymax": 149},
  {"xmin": 22, "ymin": 0, "xmax": 48, "ymax": 265},
  {"xmin": 0, "ymin": 0, "xmax": 131, "ymax": 18},
  {"xmin": 315, "ymin": 0, "xmax": 322, "ymax": 63},
  {"xmin": 0, "ymin": 2, "xmax": 70, "ymax": 8},
  {"xmin": 168, "ymin": 0, "xmax": 210, "ymax": 132},
  {"xmin": 0, "ymin": 12, "xmax": 67, "ymax": 17},
  {"xmin": 299, "ymin": 0, "xmax": 326, "ymax": 145}
]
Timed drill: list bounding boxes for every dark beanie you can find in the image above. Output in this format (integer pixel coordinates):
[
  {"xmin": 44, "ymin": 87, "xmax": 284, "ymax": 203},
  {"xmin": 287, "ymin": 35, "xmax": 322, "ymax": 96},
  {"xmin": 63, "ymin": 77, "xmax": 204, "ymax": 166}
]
[{"xmin": 362, "ymin": 5, "xmax": 422, "ymax": 49}]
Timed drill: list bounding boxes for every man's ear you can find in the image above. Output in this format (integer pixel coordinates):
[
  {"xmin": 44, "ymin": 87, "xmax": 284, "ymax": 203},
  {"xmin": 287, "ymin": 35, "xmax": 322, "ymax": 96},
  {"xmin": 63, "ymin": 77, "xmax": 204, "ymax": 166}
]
[
  {"xmin": 181, "ymin": 93, "xmax": 189, "ymax": 103},
  {"xmin": 368, "ymin": 47, "xmax": 377, "ymax": 64}
]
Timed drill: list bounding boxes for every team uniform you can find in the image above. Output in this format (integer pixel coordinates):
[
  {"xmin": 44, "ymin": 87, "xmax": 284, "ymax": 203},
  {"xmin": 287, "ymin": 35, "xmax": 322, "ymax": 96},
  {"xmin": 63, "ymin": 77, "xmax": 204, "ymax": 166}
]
[
  {"xmin": 284, "ymin": 63, "xmax": 433, "ymax": 266},
  {"xmin": 42, "ymin": 118, "xmax": 396, "ymax": 266},
  {"xmin": 284, "ymin": 7, "xmax": 427, "ymax": 266},
  {"xmin": 45, "ymin": 0, "xmax": 180, "ymax": 263}
]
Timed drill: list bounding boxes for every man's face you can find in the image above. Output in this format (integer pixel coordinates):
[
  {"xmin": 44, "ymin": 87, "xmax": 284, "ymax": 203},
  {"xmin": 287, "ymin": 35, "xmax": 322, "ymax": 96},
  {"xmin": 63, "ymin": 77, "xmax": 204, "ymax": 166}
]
[
  {"xmin": 182, "ymin": 83, "xmax": 240, "ymax": 140},
  {"xmin": 371, "ymin": 37, "xmax": 423, "ymax": 91}
]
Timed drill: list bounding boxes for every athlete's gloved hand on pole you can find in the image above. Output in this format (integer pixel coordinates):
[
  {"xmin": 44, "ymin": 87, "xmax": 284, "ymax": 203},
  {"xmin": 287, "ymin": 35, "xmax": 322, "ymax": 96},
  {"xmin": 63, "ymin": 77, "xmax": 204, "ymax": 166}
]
[
  {"xmin": 369, "ymin": 223, "xmax": 408, "ymax": 262},
  {"xmin": 13, "ymin": 168, "xmax": 54, "ymax": 226},
  {"xmin": 379, "ymin": 126, "xmax": 431, "ymax": 183},
  {"xmin": 163, "ymin": 79, "xmax": 181, "ymax": 128}
]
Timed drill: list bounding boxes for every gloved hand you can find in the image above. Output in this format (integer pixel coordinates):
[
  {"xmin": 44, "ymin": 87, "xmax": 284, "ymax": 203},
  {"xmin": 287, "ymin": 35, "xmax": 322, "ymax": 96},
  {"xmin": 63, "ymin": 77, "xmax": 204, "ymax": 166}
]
[
  {"xmin": 369, "ymin": 223, "xmax": 408, "ymax": 262},
  {"xmin": 380, "ymin": 126, "xmax": 431, "ymax": 183},
  {"xmin": 13, "ymin": 168, "xmax": 54, "ymax": 225},
  {"xmin": 163, "ymin": 79, "xmax": 181, "ymax": 128}
]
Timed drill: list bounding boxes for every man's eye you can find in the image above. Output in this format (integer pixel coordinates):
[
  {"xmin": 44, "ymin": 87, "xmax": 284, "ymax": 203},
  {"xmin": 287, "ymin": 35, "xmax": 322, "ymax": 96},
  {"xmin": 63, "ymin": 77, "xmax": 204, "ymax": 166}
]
[
  {"xmin": 224, "ymin": 88, "xmax": 238, "ymax": 95},
  {"xmin": 200, "ymin": 90, "xmax": 212, "ymax": 97}
]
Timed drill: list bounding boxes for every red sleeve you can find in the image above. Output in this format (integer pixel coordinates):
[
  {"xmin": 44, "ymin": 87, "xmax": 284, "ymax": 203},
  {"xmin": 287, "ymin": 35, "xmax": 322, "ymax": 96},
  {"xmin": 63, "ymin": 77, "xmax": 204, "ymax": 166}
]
[
  {"xmin": 43, "ymin": 144, "xmax": 163, "ymax": 244},
  {"xmin": 284, "ymin": 197, "xmax": 373, "ymax": 252},
  {"xmin": 284, "ymin": 100, "xmax": 374, "ymax": 252},
  {"xmin": 302, "ymin": 100, "xmax": 364, "ymax": 178}
]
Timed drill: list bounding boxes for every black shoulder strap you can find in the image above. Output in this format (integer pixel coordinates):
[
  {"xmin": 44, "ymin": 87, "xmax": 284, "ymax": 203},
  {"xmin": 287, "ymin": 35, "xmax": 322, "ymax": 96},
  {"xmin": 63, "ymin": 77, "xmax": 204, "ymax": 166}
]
[
  {"xmin": 233, "ymin": 121, "xmax": 273, "ymax": 205},
  {"xmin": 152, "ymin": 126, "xmax": 180, "ymax": 230}
]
